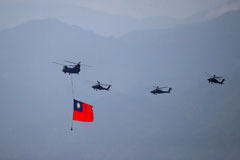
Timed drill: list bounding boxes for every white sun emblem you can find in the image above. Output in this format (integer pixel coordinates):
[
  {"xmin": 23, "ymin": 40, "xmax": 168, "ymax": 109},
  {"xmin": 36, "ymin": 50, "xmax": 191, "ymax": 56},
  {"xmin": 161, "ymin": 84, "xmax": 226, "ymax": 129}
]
[{"xmin": 77, "ymin": 102, "xmax": 81, "ymax": 109}]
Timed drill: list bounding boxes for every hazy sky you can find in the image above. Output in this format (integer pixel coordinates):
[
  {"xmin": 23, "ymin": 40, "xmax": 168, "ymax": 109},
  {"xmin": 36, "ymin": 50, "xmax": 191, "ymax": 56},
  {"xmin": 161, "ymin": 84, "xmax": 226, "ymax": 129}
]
[
  {"xmin": 1, "ymin": 0, "xmax": 240, "ymax": 19},
  {"xmin": 79, "ymin": 0, "xmax": 238, "ymax": 18},
  {"xmin": 0, "ymin": 1, "xmax": 240, "ymax": 159}
]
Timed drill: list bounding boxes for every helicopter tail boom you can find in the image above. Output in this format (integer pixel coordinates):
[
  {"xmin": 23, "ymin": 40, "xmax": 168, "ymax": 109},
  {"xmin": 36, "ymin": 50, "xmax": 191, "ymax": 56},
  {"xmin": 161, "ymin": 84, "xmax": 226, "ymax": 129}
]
[
  {"xmin": 106, "ymin": 85, "xmax": 111, "ymax": 91},
  {"xmin": 220, "ymin": 79, "xmax": 225, "ymax": 85},
  {"xmin": 168, "ymin": 88, "xmax": 172, "ymax": 93}
]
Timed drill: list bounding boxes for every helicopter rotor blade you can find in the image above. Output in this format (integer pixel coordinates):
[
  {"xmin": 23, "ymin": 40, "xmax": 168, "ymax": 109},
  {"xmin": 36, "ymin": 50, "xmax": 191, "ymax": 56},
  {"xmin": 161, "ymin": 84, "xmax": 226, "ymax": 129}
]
[
  {"xmin": 159, "ymin": 87, "xmax": 169, "ymax": 89},
  {"xmin": 215, "ymin": 76, "xmax": 223, "ymax": 79},
  {"xmin": 100, "ymin": 83, "xmax": 110, "ymax": 86},
  {"xmin": 97, "ymin": 80, "xmax": 109, "ymax": 86},
  {"xmin": 65, "ymin": 60, "xmax": 91, "ymax": 67},
  {"xmin": 147, "ymin": 88, "xmax": 153, "ymax": 90},
  {"xmin": 53, "ymin": 62, "xmax": 65, "ymax": 66},
  {"xmin": 88, "ymin": 81, "xmax": 96, "ymax": 84},
  {"xmin": 205, "ymin": 72, "xmax": 212, "ymax": 77},
  {"xmin": 64, "ymin": 60, "xmax": 77, "ymax": 64},
  {"xmin": 81, "ymin": 64, "xmax": 91, "ymax": 67},
  {"xmin": 88, "ymin": 81, "xmax": 110, "ymax": 86}
]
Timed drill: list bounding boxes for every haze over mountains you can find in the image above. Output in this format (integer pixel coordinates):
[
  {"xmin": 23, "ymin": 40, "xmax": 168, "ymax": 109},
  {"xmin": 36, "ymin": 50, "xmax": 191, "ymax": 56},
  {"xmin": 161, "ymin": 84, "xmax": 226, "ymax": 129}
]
[
  {"xmin": 0, "ymin": 3, "xmax": 179, "ymax": 36},
  {"xmin": 0, "ymin": 10, "xmax": 240, "ymax": 160},
  {"xmin": 0, "ymin": 3, "xmax": 234, "ymax": 36}
]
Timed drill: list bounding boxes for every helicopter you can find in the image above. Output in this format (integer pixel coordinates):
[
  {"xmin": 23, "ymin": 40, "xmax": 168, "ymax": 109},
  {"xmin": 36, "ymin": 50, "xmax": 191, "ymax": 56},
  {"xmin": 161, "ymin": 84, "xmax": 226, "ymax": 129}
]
[
  {"xmin": 89, "ymin": 81, "xmax": 111, "ymax": 91},
  {"xmin": 150, "ymin": 86, "xmax": 172, "ymax": 95},
  {"xmin": 207, "ymin": 74, "xmax": 225, "ymax": 85},
  {"xmin": 53, "ymin": 60, "xmax": 90, "ymax": 75}
]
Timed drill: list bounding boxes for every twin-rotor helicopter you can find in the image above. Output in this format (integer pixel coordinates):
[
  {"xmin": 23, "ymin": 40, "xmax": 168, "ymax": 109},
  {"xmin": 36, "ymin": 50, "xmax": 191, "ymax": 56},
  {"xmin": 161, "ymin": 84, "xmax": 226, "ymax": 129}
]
[{"xmin": 53, "ymin": 60, "xmax": 90, "ymax": 74}]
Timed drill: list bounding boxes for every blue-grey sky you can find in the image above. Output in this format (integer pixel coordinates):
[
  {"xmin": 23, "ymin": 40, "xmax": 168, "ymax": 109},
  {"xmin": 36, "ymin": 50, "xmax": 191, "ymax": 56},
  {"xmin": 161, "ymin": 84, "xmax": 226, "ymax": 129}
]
[
  {"xmin": 79, "ymin": 0, "xmax": 240, "ymax": 18},
  {"xmin": 0, "ymin": 2, "xmax": 240, "ymax": 159},
  {"xmin": 1, "ymin": 0, "xmax": 240, "ymax": 19}
]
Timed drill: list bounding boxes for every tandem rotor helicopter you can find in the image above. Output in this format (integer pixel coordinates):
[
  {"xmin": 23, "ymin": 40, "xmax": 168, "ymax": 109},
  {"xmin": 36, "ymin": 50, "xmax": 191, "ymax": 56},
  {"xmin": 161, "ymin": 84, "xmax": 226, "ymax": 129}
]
[
  {"xmin": 89, "ymin": 81, "xmax": 112, "ymax": 91},
  {"xmin": 206, "ymin": 73, "xmax": 225, "ymax": 85},
  {"xmin": 150, "ymin": 86, "xmax": 172, "ymax": 95},
  {"xmin": 53, "ymin": 60, "xmax": 90, "ymax": 75}
]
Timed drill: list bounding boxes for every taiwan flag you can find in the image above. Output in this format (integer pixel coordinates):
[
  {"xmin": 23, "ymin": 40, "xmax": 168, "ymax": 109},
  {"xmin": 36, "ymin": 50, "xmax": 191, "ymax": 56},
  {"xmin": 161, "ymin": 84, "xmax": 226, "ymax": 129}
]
[{"xmin": 73, "ymin": 99, "xmax": 94, "ymax": 122}]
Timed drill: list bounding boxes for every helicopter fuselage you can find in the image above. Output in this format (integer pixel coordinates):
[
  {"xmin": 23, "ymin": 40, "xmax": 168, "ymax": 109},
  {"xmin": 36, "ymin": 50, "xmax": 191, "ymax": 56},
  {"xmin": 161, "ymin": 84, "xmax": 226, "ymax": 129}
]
[
  {"xmin": 151, "ymin": 88, "xmax": 172, "ymax": 95},
  {"xmin": 63, "ymin": 65, "xmax": 80, "ymax": 74},
  {"xmin": 92, "ymin": 85, "xmax": 111, "ymax": 91},
  {"xmin": 208, "ymin": 78, "xmax": 224, "ymax": 85}
]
